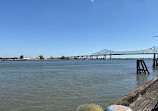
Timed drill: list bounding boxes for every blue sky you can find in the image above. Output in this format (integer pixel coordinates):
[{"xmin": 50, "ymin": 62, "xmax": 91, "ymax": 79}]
[{"xmin": 0, "ymin": 0, "xmax": 158, "ymax": 58}]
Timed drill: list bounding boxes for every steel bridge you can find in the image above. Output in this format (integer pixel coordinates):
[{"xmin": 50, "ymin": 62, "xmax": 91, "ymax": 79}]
[
  {"xmin": 71, "ymin": 46, "xmax": 158, "ymax": 58},
  {"xmin": 70, "ymin": 46, "xmax": 158, "ymax": 68},
  {"xmin": 92, "ymin": 46, "xmax": 158, "ymax": 55}
]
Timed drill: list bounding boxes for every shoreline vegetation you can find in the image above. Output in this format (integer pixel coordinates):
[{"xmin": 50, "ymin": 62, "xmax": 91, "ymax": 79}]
[
  {"xmin": 0, "ymin": 55, "xmax": 70, "ymax": 61},
  {"xmin": 0, "ymin": 55, "xmax": 154, "ymax": 61},
  {"xmin": 0, "ymin": 58, "xmax": 153, "ymax": 61}
]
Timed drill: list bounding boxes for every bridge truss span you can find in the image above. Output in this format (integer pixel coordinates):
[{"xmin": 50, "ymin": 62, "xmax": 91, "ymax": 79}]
[
  {"xmin": 70, "ymin": 46, "xmax": 158, "ymax": 68},
  {"xmin": 92, "ymin": 46, "xmax": 158, "ymax": 56},
  {"xmin": 70, "ymin": 46, "xmax": 158, "ymax": 60}
]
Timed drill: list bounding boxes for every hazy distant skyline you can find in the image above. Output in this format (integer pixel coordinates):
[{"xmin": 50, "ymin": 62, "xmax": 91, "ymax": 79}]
[{"xmin": 0, "ymin": 0, "xmax": 158, "ymax": 58}]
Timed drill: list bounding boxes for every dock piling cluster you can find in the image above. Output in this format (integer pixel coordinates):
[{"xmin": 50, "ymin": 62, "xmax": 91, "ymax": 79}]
[{"xmin": 137, "ymin": 60, "xmax": 150, "ymax": 74}]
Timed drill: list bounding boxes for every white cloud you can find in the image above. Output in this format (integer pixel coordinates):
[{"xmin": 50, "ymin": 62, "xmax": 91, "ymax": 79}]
[{"xmin": 90, "ymin": 0, "xmax": 94, "ymax": 2}]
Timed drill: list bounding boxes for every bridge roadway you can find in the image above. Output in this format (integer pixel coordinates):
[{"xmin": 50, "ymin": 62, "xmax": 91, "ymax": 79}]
[
  {"xmin": 70, "ymin": 46, "xmax": 158, "ymax": 60},
  {"xmin": 70, "ymin": 46, "xmax": 158, "ymax": 68}
]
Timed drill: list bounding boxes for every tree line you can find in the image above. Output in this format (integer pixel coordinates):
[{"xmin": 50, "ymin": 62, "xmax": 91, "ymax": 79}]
[{"xmin": 18, "ymin": 55, "xmax": 70, "ymax": 60}]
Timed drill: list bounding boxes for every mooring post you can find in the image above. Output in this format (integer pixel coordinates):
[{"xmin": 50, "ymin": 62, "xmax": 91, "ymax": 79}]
[
  {"xmin": 137, "ymin": 59, "xmax": 150, "ymax": 74},
  {"xmin": 137, "ymin": 60, "xmax": 139, "ymax": 74},
  {"xmin": 143, "ymin": 60, "xmax": 150, "ymax": 74}
]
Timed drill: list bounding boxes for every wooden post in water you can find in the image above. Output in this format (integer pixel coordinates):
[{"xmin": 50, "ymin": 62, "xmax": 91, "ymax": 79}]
[
  {"xmin": 152, "ymin": 53, "xmax": 158, "ymax": 68},
  {"xmin": 137, "ymin": 60, "xmax": 150, "ymax": 74},
  {"xmin": 153, "ymin": 53, "xmax": 156, "ymax": 68}
]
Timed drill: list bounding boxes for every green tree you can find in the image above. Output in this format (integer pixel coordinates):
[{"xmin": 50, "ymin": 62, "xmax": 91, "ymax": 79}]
[
  {"xmin": 60, "ymin": 56, "xmax": 65, "ymax": 60},
  {"xmin": 60, "ymin": 56, "xmax": 70, "ymax": 60},
  {"xmin": 39, "ymin": 55, "xmax": 44, "ymax": 59},
  {"xmin": 65, "ymin": 57, "xmax": 70, "ymax": 60},
  {"xmin": 20, "ymin": 55, "xmax": 24, "ymax": 59},
  {"xmin": 50, "ymin": 56, "xmax": 53, "ymax": 60}
]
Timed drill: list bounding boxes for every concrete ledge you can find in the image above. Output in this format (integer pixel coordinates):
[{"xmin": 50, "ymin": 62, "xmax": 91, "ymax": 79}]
[{"xmin": 119, "ymin": 76, "xmax": 158, "ymax": 105}]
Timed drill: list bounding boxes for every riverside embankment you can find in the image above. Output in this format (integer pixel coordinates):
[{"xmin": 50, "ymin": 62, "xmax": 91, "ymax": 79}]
[{"xmin": 119, "ymin": 76, "xmax": 158, "ymax": 111}]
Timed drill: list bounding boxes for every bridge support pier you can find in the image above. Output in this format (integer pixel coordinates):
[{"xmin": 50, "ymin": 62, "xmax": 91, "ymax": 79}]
[
  {"xmin": 104, "ymin": 55, "xmax": 106, "ymax": 60},
  {"xmin": 96, "ymin": 56, "xmax": 98, "ymax": 60},
  {"xmin": 90, "ymin": 55, "xmax": 93, "ymax": 60},
  {"xmin": 153, "ymin": 53, "xmax": 158, "ymax": 68},
  {"xmin": 110, "ymin": 55, "xmax": 112, "ymax": 60}
]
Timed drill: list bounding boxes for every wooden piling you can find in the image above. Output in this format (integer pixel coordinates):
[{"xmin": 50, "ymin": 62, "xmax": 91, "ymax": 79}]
[
  {"xmin": 152, "ymin": 53, "xmax": 158, "ymax": 68},
  {"xmin": 153, "ymin": 54, "xmax": 156, "ymax": 68},
  {"xmin": 137, "ymin": 60, "xmax": 150, "ymax": 74}
]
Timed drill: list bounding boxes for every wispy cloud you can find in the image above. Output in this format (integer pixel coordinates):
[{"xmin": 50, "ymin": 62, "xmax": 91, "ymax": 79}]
[{"xmin": 90, "ymin": 0, "xmax": 94, "ymax": 2}]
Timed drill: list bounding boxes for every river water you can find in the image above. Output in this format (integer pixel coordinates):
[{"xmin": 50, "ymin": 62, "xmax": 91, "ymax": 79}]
[{"xmin": 0, "ymin": 60, "xmax": 158, "ymax": 111}]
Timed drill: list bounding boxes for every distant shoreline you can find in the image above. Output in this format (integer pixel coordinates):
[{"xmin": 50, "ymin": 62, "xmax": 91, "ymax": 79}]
[{"xmin": 0, "ymin": 58, "xmax": 153, "ymax": 61}]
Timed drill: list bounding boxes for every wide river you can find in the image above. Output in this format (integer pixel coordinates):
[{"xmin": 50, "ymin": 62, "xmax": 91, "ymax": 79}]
[{"xmin": 0, "ymin": 60, "xmax": 158, "ymax": 111}]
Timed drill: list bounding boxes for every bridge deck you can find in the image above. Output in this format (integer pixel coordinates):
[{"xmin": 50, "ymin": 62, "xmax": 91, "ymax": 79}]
[
  {"xmin": 119, "ymin": 76, "xmax": 158, "ymax": 111},
  {"xmin": 70, "ymin": 46, "xmax": 158, "ymax": 58}
]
